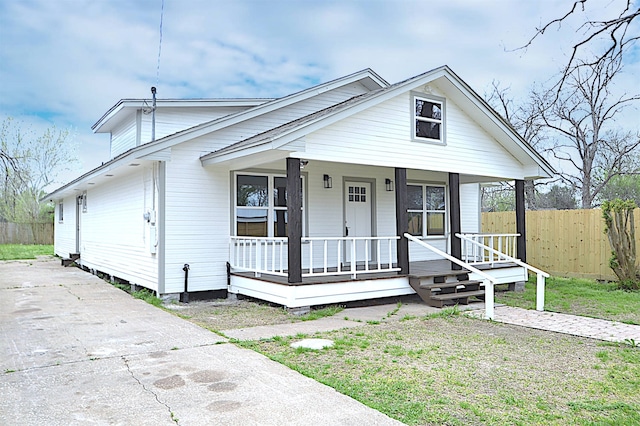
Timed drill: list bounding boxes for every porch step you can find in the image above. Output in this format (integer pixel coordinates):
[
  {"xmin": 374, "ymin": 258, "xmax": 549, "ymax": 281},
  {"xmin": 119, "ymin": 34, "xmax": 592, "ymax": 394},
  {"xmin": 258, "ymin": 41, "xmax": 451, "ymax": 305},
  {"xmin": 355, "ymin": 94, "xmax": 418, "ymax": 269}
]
[
  {"xmin": 62, "ymin": 253, "xmax": 80, "ymax": 267},
  {"xmin": 409, "ymin": 270, "xmax": 485, "ymax": 308}
]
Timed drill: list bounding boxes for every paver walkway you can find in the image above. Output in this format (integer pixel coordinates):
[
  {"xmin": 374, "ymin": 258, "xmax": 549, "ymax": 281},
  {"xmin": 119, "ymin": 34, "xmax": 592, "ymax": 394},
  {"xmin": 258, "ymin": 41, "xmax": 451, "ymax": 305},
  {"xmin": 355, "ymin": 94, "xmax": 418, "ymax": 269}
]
[
  {"xmin": 225, "ymin": 301, "xmax": 640, "ymax": 346},
  {"xmin": 467, "ymin": 305, "xmax": 640, "ymax": 344}
]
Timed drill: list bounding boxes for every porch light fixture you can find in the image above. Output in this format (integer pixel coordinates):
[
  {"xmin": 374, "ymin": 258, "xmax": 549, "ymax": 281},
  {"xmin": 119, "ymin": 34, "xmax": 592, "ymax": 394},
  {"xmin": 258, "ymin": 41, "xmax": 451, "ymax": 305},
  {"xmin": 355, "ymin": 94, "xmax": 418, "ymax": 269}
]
[
  {"xmin": 385, "ymin": 178, "xmax": 394, "ymax": 192},
  {"xmin": 323, "ymin": 174, "xmax": 332, "ymax": 189},
  {"xmin": 300, "ymin": 160, "xmax": 309, "ymax": 169}
]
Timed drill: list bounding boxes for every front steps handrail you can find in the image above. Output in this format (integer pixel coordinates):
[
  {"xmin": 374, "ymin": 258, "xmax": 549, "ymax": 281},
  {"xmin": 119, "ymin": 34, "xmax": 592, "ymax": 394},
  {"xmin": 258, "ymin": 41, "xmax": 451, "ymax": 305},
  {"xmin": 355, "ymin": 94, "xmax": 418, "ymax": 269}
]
[
  {"xmin": 404, "ymin": 233, "xmax": 497, "ymax": 319},
  {"xmin": 456, "ymin": 233, "xmax": 550, "ymax": 312}
]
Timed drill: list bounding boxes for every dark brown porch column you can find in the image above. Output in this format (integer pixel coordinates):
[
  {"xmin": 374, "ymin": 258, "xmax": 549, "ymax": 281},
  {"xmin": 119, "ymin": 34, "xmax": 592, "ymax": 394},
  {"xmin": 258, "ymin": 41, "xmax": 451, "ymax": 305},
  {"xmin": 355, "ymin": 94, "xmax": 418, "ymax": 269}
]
[
  {"xmin": 449, "ymin": 173, "xmax": 462, "ymax": 270},
  {"xmin": 287, "ymin": 158, "xmax": 302, "ymax": 283},
  {"xmin": 515, "ymin": 179, "xmax": 527, "ymax": 262},
  {"xmin": 395, "ymin": 168, "xmax": 409, "ymax": 274}
]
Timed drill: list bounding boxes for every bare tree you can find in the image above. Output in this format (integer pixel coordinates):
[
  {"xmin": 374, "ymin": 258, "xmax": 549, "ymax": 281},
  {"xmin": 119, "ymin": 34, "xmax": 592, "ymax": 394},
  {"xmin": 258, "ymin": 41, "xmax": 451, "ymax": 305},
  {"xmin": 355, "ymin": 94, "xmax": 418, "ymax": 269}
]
[
  {"xmin": 0, "ymin": 118, "xmax": 78, "ymax": 222},
  {"xmin": 485, "ymin": 82, "xmax": 553, "ymax": 210},
  {"xmin": 519, "ymin": 0, "xmax": 640, "ymax": 94},
  {"xmin": 532, "ymin": 56, "xmax": 640, "ymax": 208}
]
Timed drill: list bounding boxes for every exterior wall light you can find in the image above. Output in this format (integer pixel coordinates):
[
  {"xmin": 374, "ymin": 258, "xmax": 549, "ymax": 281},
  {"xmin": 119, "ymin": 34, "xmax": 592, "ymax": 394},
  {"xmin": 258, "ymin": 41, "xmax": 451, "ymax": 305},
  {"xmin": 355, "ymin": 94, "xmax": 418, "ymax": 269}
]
[
  {"xmin": 385, "ymin": 178, "xmax": 394, "ymax": 191},
  {"xmin": 323, "ymin": 174, "xmax": 332, "ymax": 189}
]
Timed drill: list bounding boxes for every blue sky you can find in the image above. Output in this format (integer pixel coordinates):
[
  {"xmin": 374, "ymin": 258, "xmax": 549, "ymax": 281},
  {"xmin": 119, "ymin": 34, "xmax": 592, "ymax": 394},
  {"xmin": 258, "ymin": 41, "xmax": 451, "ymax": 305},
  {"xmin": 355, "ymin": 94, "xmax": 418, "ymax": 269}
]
[{"xmin": 1, "ymin": 0, "xmax": 638, "ymax": 182}]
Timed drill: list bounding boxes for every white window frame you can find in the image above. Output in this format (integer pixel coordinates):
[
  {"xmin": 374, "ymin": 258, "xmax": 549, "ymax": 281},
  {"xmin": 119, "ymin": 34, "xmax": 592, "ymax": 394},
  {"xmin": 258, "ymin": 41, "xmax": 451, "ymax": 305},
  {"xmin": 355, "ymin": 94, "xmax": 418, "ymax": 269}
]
[
  {"xmin": 412, "ymin": 94, "xmax": 445, "ymax": 144},
  {"xmin": 407, "ymin": 183, "xmax": 447, "ymax": 238},
  {"xmin": 234, "ymin": 172, "xmax": 305, "ymax": 237},
  {"xmin": 58, "ymin": 202, "xmax": 64, "ymax": 223}
]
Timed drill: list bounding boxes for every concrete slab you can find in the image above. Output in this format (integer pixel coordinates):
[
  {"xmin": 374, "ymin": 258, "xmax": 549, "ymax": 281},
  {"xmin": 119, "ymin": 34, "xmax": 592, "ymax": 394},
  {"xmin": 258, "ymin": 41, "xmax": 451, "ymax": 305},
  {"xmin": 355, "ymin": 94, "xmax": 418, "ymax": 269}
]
[
  {"xmin": 222, "ymin": 317, "xmax": 363, "ymax": 341},
  {"xmin": 0, "ymin": 258, "xmax": 402, "ymax": 425}
]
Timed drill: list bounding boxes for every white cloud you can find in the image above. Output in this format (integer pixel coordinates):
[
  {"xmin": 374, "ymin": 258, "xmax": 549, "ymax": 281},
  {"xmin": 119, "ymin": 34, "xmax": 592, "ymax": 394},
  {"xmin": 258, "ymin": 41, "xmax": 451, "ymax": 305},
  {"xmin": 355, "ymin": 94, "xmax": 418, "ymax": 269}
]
[{"xmin": 0, "ymin": 0, "xmax": 638, "ymax": 175}]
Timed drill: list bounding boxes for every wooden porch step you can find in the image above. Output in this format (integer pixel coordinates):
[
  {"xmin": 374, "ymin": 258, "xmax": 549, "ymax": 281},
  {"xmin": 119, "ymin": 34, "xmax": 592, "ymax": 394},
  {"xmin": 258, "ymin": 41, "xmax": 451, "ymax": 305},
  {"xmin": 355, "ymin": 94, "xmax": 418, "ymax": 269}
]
[
  {"xmin": 409, "ymin": 270, "xmax": 485, "ymax": 308},
  {"xmin": 431, "ymin": 290, "xmax": 486, "ymax": 301},
  {"xmin": 419, "ymin": 280, "xmax": 482, "ymax": 290},
  {"xmin": 62, "ymin": 253, "xmax": 80, "ymax": 267}
]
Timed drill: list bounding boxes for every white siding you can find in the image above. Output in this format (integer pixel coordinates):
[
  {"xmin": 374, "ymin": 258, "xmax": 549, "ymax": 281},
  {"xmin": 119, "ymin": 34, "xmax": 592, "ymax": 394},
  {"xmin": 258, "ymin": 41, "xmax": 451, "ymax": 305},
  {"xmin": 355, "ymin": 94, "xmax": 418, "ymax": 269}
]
[
  {"xmin": 109, "ymin": 106, "xmax": 254, "ymax": 158},
  {"xmin": 164, "ymin": 140, "xmax": 231, "ymax": 293},
  {"xmin": 76, "ymin": 167, "xmax": 159, "ymax": 290},
  {"xmin": 189, "ymin": 83, "xmax": 372, "ymax": 153},
  {"xmin": 460, "ymin": 183, "xmax": 480, "ymax": 233},
  {"xmin": 139, "ymin": 106, "xmax": 251, "ymax": 145},
  {"xmin": 54, "ymin": 197, "xmax": 77, "ymax": 258},
  {"xmin": 158, "ymin": 83, "xmax": 378, "ymax": 294},
  {"xmin": 110, "ymin": 118, "xmax": 137, "ymax": 158},
  {"xmin": 304, "ymin": 91, "xmax": 529, "ymax": 180}
]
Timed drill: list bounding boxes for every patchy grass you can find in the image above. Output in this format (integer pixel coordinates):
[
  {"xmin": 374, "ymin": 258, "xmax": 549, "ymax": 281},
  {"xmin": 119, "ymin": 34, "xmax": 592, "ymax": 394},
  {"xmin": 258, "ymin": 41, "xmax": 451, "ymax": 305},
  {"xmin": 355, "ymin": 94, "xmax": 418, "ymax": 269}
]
[
  {"xmin": 298, "ymin": 305, "xmax": 344, "ymax": 321},
  {"xmin": 496, "ymin": 275, "xmax": 640, "ymax": 325},
  {"xmin": 0, "ymin": 244, "xmax": 53, "ymax": 260},
  {"xmin": 240, "ymin": 315, "xmax": 640, "ymax": 425},
  {"xmin": 165, "ymin": 299, "xmax": 344, "ymax": 331},
  {"xmin": 131, "ymin": 289, "xmax": 163, "ymax": 307}
]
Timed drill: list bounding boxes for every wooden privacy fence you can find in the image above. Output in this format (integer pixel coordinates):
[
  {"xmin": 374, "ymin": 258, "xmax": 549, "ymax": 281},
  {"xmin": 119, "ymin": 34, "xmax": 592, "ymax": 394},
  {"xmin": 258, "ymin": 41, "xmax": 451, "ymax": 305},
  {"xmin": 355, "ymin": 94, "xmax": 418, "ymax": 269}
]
[
  {"xmin": 482, "ymin": 209, "xmax": 640, "ymax": 281},
  {"xmin": 0, "ymin": 222, "xmax": 54, "ymax": 245}
]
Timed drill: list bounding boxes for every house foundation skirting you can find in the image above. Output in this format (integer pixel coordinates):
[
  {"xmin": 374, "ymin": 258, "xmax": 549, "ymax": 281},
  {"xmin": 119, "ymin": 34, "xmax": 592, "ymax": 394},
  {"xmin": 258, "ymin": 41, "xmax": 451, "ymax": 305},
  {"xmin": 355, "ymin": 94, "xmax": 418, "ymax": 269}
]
[{"xmin": 229, "ymin": 275, "xmax": 414, "ymax": 308}]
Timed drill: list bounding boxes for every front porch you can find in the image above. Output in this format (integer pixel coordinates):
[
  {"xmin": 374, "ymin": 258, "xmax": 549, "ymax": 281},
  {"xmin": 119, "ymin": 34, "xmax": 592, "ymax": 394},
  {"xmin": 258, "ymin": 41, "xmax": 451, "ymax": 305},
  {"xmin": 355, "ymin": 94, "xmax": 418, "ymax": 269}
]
[{"xmin": 228, "ymin": 233, "xmax": 547, "ymax": 318}]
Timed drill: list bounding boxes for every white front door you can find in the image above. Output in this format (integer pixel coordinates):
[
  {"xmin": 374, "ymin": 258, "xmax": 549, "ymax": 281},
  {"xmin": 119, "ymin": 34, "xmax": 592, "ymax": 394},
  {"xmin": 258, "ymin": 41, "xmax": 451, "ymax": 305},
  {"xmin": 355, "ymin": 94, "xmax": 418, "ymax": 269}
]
[{"xmin": 344, "ymin": 181, "xmax": 372, "ymax": 263}]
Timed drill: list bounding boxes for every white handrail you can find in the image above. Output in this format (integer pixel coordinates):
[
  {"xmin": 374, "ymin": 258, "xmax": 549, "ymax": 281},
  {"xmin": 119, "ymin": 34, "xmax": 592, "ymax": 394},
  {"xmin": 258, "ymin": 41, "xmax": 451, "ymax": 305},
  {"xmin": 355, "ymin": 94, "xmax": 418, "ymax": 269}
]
[
  {"xmin": 229, "ymin": 236, "xmax": 400, "ymax": 279},
  {"xmin": 456, "ymin": 233, "xmax": 549, "ymax": 312},
  {"xmin": 459, "ymin": 233, "xmax": 519, "ymax": 263},
  {"xmin": 404, "ymin": 233, "xmax": 497, "ymax": 319}
]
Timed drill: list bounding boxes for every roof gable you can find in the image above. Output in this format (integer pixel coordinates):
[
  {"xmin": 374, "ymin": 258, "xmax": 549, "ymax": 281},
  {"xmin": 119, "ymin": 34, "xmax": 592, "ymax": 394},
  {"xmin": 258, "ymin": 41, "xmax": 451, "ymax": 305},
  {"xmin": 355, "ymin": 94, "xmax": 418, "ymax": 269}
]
[{"xmin": 200, "ymin": 66, "xmax": 554, "ymax": 179}]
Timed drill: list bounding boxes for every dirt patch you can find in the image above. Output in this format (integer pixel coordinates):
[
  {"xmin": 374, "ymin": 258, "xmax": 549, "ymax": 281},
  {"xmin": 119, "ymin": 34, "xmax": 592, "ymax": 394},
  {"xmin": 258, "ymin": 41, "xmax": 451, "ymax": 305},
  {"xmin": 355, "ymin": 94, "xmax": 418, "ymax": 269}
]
[{"xmin": 164, "ymin": 298, "xmax": 298, "ymax": 331}]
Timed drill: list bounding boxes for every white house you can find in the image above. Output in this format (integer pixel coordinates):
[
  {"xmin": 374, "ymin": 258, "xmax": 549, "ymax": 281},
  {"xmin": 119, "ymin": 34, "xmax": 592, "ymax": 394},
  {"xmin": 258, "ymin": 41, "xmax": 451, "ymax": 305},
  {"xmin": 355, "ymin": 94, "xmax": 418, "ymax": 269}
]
[{"xmin": 45, "ymin": 66, "xmax": 554, "ymax": 312}]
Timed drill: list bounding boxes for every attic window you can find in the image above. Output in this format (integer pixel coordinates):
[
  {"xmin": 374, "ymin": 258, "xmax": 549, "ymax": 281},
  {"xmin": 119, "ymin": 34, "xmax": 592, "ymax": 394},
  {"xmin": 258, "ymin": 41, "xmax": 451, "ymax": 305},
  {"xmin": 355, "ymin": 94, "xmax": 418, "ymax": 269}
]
[{"xmin": 413, "ymin": 95, "xmax": 444, "ymax": 143}]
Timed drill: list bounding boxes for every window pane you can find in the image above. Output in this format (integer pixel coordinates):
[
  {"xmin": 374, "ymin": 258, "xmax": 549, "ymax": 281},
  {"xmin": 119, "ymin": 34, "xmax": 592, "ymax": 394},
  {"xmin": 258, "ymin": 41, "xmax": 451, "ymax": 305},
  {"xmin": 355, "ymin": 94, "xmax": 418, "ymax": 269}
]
[
  {"xmin": 237, "ymin": 175, "xmax": 268, "ymax": 207},
  {"xmin": 273, "ymin": 210, "xmax": 288, "ymax": 237},
  {"xmin": 407, "ymin": 185, "xmax": 423, "ymax": 210},
  {"xmin": 273, "ymin": 177, "xmax": 287, "ymax": 207},
  {"xmin": 427, "ymin": 212, "xmax": 445, "ymax": 235},
  {"xmin": 416, "ymin": 99, "xmax": 442, "ymax": 120},
  {"xmin": 426, "ymin": 186, "xmax": 445, "ymax": 210},
  {"xmin": 236, "ymin": 208, "xmax": 268, "ymax": 237},
  {"xmin": 407, "ymin": 212, "xmax": 423, "ymax": 236},
  {"xmin": 416, "ymin": 121, "xmax": 440, "ymax": 139},
  {"xmin": 273, "ymin": 177, "xmax": 303, "ymax": 207}
]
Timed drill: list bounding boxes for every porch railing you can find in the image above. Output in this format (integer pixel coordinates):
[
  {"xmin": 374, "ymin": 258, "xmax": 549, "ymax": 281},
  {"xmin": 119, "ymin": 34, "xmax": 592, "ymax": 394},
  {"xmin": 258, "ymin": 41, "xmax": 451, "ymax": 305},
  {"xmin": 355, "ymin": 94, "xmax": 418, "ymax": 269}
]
[
  {"xmin": 456, "ymin": 233, "xmax": 550, "ymax": 313},
  {"xmin": 458, "ymin": 233, "xmax": 519, "ymax": 264},
  {"xmin": 405, "ymin": 233, "xmax": 498, "ymax": 320},
  {"xmin": 229, "ymin": 236, "xmax": 400, "ymax": 279}
]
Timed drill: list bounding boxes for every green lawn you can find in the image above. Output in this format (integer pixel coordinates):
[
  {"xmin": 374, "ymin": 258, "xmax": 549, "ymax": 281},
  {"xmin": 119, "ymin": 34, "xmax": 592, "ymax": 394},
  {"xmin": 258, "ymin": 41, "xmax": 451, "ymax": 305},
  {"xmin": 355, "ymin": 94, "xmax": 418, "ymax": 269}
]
[
  {"xmin": 240, "ymin": 314, "xmax": 640, "ymax": 426},
  {"xmin": 496, "ymin": 275, "xmax": 640, "ymax": 325},
  {"xmin": 0, "ymin": 244, "xmax": 54, "ymax": 260}
]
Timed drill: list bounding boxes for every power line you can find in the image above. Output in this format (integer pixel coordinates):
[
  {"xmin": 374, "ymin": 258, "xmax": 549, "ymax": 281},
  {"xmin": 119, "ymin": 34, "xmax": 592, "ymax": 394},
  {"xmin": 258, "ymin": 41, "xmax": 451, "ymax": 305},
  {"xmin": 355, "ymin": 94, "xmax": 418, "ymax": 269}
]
[{"xmin": 156, "ymin": 0, "xmax": 164, "ymax": 88}]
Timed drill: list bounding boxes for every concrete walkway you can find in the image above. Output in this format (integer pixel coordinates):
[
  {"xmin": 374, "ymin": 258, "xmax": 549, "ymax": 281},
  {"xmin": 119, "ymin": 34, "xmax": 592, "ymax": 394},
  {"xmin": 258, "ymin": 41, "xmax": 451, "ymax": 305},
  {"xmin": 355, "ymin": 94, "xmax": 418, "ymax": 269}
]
[
  {"xmin": 0, "ymin": 258, "xmax": 402, "ymax": 426},
  {"xmin": 466, "ymin": 305, "xmax": 640, "ymax": 344},
  {"xmin": 224, "ymin": 301, "xmax": 640, "ymax": 346}
]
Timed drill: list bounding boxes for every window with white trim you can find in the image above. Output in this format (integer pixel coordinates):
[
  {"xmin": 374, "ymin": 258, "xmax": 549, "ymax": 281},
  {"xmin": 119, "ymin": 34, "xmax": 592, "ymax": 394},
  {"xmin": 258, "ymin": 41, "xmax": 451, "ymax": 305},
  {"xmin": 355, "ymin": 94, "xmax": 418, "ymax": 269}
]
[
  {"xmin": 414, "ymin": 96, "xmax": 443, "ymax": 142},
  {"xmin": 407, "ymin": 184, "xmax": 446, "ymax": 237},
  {"xmin": 235, "ymin": 173, "xmax": 304, "ymax": 237},
  {"xmin": 58, "ymin": 202, "xmax": 64, "ymax": 223}
]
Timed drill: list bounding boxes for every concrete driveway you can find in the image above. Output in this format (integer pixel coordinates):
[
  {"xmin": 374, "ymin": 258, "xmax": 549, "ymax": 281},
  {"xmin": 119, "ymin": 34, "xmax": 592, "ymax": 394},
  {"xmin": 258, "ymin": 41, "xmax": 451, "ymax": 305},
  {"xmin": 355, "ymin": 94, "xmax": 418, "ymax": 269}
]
[{"xmin": 0, "ymin": 258, "xmax": 402, "ymax": 425}]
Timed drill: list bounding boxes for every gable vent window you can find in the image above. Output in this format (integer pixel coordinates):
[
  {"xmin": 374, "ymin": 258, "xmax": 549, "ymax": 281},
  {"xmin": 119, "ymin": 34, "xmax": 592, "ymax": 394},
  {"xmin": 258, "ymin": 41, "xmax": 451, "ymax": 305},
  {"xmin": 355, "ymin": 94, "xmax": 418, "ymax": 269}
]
[{"xmin": 413, "ymin": 95, "xmax": 444, "ymax": 143}]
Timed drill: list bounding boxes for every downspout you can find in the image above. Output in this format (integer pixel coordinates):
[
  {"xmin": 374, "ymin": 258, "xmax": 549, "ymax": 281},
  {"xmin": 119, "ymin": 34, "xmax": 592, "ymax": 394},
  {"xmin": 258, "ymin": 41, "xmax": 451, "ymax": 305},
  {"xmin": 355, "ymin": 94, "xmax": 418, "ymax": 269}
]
[
  {"xmin": 156, "ymin": 161, "xmax": 166, "ymax": 297},
  {"xmin": 180, "ymin": 264, "xmax": 190, "ymax": 303}
]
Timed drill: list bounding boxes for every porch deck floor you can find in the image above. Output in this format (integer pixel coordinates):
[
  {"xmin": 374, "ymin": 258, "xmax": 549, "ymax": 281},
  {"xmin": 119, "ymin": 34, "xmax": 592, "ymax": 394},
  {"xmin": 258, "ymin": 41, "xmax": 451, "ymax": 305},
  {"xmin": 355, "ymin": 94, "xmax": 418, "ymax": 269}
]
[{"xmin": 231, "ymin": 260, "xmax": 518, "ymax": 286}]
